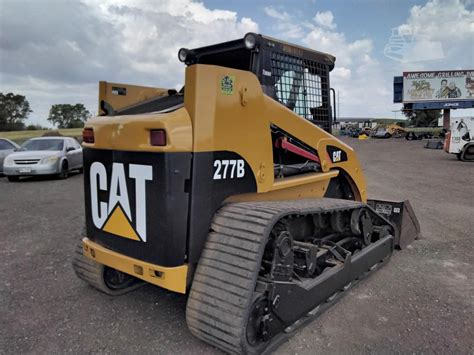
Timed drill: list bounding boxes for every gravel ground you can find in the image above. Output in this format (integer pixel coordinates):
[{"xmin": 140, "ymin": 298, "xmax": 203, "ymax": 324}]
[{"xmin": 1, "ymin": 137, "xmax": 473, "ymax": 354}]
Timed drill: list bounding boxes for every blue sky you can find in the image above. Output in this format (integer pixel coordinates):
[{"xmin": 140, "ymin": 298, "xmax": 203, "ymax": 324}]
[{"xmin": 0, "ymin": 0, "xmax": 473, "ymax": 125}]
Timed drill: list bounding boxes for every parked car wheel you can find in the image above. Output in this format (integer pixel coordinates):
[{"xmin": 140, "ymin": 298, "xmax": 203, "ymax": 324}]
[
  {"xmin": 58, "ymin": 161, "xmax": 69, "ymax": 179},
  {"xmin": 7, "ymin": 176, "xmax": 20, "ymax": 182}
]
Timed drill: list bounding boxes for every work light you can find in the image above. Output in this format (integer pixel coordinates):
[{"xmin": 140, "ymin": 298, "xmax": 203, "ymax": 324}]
[
  {"xmin": 244, "ymin": 33, "xmax": 256, "ymax": 49},
  {"xmin": 178, "ymin": 48, "xmax": 189, "ymax": 62}
]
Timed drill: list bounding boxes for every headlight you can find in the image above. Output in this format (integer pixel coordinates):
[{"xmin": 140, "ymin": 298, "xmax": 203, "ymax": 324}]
[
  {"xmin": 3, "ymin": 156, "xmax": 14, "ymax": 166},
  {"xmin": 41, "ymin": 156, "xmax": 59, "ymax": 164}
]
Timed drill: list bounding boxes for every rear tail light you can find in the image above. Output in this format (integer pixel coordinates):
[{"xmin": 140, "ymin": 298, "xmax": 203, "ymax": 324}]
[
  {"xmin": 150, "ymin": 129, "xmax": 167, "ymax": 146},
  {"xmin": 83, "ymin": 128, "xmax": 94, "ymax": 143}
]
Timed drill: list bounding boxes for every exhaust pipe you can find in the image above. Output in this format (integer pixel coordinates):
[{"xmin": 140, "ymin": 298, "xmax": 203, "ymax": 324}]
[{"xmin": 368, "ymin": 199, "xmax": 420, "ymax": 249}]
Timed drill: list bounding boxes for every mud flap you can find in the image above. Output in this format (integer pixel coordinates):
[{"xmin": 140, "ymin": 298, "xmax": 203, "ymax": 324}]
[{"xmin": 367, "ymin": 199, "xmax": 420, "ymax": 249}]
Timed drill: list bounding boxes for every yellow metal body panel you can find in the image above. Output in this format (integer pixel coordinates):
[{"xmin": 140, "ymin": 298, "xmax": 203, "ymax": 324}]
[
  {"xmin": 272, "ymin": 171, "xmax": 339, "ymax": 191},
  {"xmin": 98, "ymin": 81, "xmax": 170, "ymax": 115},
  {"xmin": 183, "ymin": 64, "xmax": 367, "ymax": 201},
  {"xmin": 82, "ymin": 238, "xmax": 188, "ymax": 294},
  {"xmin": 83, "ymin": 108, "xmax": 192, "ymax": 153},
  {"xmin": 227, "ymin": 172, "xmax": 338, "ymax": 203}
]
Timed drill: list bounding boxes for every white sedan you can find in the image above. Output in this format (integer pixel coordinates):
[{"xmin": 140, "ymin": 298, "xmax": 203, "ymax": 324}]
[
  {"xmin": 3, "ymin": 137, "xmax": 83, "ymax": 182},
  {"xmin": 0, "ymin": 138, "xmax": 20, "ymax": 175}
]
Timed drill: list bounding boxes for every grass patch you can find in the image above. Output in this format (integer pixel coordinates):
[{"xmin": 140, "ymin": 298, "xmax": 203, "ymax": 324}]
[
  {"xmin": 0, "ymin": 128, "xmax": 83, "ymax": 144},
  {"xmin": 405, "ymin": 127, "xmax": 442, "ymax": 134}
]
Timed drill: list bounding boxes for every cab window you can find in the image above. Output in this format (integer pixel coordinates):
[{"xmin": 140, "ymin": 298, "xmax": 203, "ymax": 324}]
[{"xmin": 275, "ymin": 69, "xmax": 323, "ymax": 119}]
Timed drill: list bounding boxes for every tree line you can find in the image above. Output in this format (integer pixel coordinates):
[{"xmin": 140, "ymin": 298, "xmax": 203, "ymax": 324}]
[
  {"xmin": 0, "ymin": 92, "xmax": 91, "ymax": 131},
  {"xmin": 402, "ymin": 109, "xmax": 442, "ymax": 127}
]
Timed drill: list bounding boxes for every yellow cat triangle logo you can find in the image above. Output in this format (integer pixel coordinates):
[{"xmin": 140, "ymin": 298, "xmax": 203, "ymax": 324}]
[{"xmin": 103, "ymin": 204, "xmax": 141, "ymax": 241}]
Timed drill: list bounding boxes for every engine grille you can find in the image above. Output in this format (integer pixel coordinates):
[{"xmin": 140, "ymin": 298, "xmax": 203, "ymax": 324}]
[{"xmin": 14, "ymin": 159, "xmax": 40, "ymax": 165}]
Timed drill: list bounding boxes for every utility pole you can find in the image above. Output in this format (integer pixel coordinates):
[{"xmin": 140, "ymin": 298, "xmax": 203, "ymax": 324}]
[
  {"xmin": 443, "ymin": 109, "xmax": 450, "ymax": 129},
  {"xmin": 337, "ymin": 90, "xmax": 340, "ymax": 118}
]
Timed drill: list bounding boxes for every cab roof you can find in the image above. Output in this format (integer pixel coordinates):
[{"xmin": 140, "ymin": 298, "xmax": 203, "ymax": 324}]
[{"xmin": 181, "ymin": 33, "xmax": 336, "ymax": 71}]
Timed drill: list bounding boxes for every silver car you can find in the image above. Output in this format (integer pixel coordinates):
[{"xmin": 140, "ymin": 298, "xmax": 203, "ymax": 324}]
[
  {"xmin": 0, "ymin": 138, "xmax": 20, "ymax": 174},
  {"xmin": 3, "ymin": 137, "xmax": 83, "ymax": 182}
]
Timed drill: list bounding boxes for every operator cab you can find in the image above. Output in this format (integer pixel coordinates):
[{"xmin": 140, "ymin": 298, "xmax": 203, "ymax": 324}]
[
  {"xmin": 105, "ymin": 33, "xmax": 336, "ymax": 134},
  {"xmin": 179, "ymin": 33, "xmax": 336, "ymax": 133}
]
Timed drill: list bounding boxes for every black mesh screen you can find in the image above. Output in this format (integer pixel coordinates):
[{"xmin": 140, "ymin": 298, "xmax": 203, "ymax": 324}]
[{"xmin": 271, "ymin": 52, "xmax": 331, "ymax": 131}]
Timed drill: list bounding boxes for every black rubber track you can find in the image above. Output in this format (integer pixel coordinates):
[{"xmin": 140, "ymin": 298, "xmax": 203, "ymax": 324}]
[
  {"xmin": 186, "ymin": 198, "xmax": 372, "ymax": 354},
  {"xmin": 72, "ymin": 241, "xmax": 144, "ymax": 296}
]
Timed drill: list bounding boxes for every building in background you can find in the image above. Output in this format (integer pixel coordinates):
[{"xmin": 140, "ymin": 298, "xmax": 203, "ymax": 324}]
[{"xmin": 394, "ymin": 70, "xmax": 474, "ymax": 128}]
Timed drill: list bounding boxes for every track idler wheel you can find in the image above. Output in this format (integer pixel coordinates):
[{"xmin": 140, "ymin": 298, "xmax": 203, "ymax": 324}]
[
  {"xmin": 103, "ymin": 266, "xmax": 137, "ymax": 291},
  {"xmin": 246, "ymin": 295, "xmax": 272, "ymax": 347},
  {"xmin": 72, "ymin": 241, "xmax": 144, "ymax": 295},
  {"xmin": 350, "ymin": 208, "xmax": 373, "ymax": 245}
]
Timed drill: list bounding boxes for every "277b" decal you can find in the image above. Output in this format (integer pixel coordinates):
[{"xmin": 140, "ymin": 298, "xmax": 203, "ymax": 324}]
[{"xmin": 213, "ymin": 159, "xmax": 245, "ymax": 180}]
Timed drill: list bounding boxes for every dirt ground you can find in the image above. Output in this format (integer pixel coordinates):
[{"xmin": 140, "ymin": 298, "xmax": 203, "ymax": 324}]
[{"xmin": 1, "ymin": 137, "xmax": 473, "ymax": 354}]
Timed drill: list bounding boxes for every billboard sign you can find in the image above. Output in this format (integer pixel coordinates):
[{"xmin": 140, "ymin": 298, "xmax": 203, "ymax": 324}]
[{"xmin": 403, "ymin": 70, "xmax": 474, "ymax": 103}]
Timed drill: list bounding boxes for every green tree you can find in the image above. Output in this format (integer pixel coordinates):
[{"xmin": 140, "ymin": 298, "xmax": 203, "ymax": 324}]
[
  {"xmin": 26, "ymin": 124, "xmax": 45, "ymax": 131},
  {"xmin": 0, "ymin": 92, "xmax": 32, "ymax": 131},
  {"xmin": 402, "ymin": 108, "xmax": 441, "ymax": 127},
  {"xmin": 47, "ymin": 104, "xmax": 91, "ymax": 128}
]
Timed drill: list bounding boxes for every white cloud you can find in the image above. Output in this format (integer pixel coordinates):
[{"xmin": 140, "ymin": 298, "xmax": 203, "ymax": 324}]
[
  {"xmin": 261, "ymin": 5, "xmax": 386, "ymax": 117},
  {"xmin": 263, "ymin": 6, "xmax": 304, "ymax": 39},
  {"xmin": 332, "ymin": 67, "xmax": 352, "ymax": 80},
  {"xmin": 263, "ymin": 6, "xmax": 291, "ymax": 22},
  {"xmin": 303, "ymin": 29, "xmax": 374, "ymax": 68},
  {"xmin": 0, "ymin": 0, "xmax": 258, "ymax": 126},
  {"xmin": 392, "ymin": 0, "xmax": 473, "ymax": 67},
  {"xmin": 87, "ymin": 0, "xmax": 259, "ymax": 84},
  {"xmin": 314, "ymin": 11, "xmax": 336, "ymax": 30},
  {"xmin": 301, "ymin": 22, "xmax": 389, "ymax": 117},
  {"xmin": 401, "ymin": 0, "xmax": 473, "ymax": 44}
]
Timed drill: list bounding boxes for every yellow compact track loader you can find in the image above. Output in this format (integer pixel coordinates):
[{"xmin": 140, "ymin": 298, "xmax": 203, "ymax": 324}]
[{"xmin": 73, "ymin": 33, "xmax": 420, "ymax": 354}]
